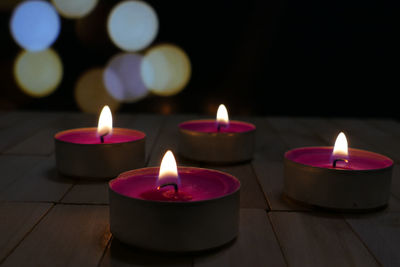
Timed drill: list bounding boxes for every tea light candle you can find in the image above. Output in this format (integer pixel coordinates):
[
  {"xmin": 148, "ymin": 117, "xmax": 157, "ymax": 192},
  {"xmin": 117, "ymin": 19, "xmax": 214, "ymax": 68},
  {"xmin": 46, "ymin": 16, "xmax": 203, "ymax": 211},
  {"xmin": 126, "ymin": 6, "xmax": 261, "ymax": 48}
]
[
  {"xmin": 179, "ymin": 104, "xmax": 256, "ymax": 163},
  {"xmin": 55, "ymin": 106, "xmax": 145, "ymax": 179},
  {"xmin": 284, "ymin": 132, "xmax": 393, "ymax": 211},
  {"xmin": 109, "ymin": 151, "xmax": 240, "ymax": 252}
]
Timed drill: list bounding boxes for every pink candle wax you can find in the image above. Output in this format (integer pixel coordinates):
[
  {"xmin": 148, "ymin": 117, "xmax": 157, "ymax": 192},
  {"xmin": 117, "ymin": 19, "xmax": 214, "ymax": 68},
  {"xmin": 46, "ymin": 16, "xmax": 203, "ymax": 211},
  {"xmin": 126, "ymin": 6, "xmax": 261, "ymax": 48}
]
[
  {"xmin": 179, "ymin": 119, "xmax": 255, "ymax": 133},
  {"xmin": 55, "ymin": 127, "xmax": 145, "ymax": 144},
  {"xmin": 109, "ymin": 167, "xmax": 240, "ymax": 202},
  {"xmin": 285, "ymin": 147, "xmax": 393, "ymax": 171}
]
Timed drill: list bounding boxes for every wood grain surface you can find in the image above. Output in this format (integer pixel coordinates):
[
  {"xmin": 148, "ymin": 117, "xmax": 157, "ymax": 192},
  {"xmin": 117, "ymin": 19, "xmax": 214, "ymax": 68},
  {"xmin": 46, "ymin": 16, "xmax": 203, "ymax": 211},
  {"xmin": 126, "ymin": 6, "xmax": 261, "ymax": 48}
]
[{"xmin": 0, "ymin": 111, "xmax": 399, "ymax": 266}]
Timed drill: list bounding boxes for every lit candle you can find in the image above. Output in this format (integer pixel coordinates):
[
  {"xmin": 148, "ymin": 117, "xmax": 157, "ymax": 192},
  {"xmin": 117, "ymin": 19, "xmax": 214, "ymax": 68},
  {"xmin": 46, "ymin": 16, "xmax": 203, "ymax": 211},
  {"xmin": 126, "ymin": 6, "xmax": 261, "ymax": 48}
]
[
  {"xmin": 108, "ymin": 150, "xmax": 240, "ymax": 251},
  {"xmin": 216, "ymin": 104, "xmax": 229, "ymax": 131},
  {"xmin": 97, "ymin": 105, "xmax": 113, "ymax": 143},
  {"xmin": 54, "ymin": 105, "xmax": 146, "ymax": 179},
  {"xmin": 140, "ymin": 151, "xmax": 192, "ymax": 201},
  {"xmin": 179, "ymin": 104, "xmax": 256, "ymax": 163},
  {"xmin": 284, "ymin": 132, "xmax": 393, "ymax": 211},
  {"xmin": 332, "ymin": 132, "xmax": 349, "ymax": 167}
]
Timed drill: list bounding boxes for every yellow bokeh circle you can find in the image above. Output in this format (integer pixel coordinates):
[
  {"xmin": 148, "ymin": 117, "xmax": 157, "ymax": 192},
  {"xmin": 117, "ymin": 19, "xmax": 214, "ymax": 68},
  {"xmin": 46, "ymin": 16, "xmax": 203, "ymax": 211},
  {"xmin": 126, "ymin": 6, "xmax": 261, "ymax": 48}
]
[
  {"xmin": 141, "ymin": 44, "xmax": 191, "ymax": 96},
  {"xmin": 74, "ymin": 68, "xmax": 120, "ymax": 114},
  {"xmin": 14, "ymin": 49, "xmax": 63, "ymax": 97}
]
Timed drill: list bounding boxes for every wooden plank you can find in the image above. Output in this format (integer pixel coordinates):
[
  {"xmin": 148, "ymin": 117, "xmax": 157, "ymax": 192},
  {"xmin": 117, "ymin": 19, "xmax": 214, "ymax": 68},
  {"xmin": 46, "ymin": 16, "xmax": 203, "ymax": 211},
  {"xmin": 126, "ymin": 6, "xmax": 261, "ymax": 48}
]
[
  {"xmin": 0, "ymin": 111, "xmax": 36, "ymax": 130},
  {"xmin": 345, "ymin": 211, "xmax": 400, "ymax": 267},
  {"xmin": 2, "ymin": 204, "xmax": 110, "ymax": 267},
  {"xmin": 4, "ymin": 112, "xmax": 94, "ymax": 156},
  {"xmin": 266, "ymin": 117, "xmax": 311, "ymax": 135},
  {"xmin": 233, "ymin": 116, "xmax": 286, "ymax": 161},
  {"xmin": 193, "ymin": 209, "xmax": 286, "ymax": 267},
  {"xmin": 366, "ymin": 118, "xmax": 400, "ymax": 139},
  {"xmin": 0, "ymin": 156, "xmax": 74, "ymax": 202},
  {"xmin": 387, "ymin": 195, "xmax": 400, "ymax": 212},
  {"xmin": 0, "ymin": 111, "xmax": 7, "ymax": 122},
  {"xmin": 391, "ymin": 165, "xmax": 400, "ymax": 199},
  {"xmin": 101, "ymin": 209, "xmax": 286, "ymax": 267},
  {"xmin": 0, "ymin": 202, "xmax": 52, "ymax": 263},
  {"xmin": 296, "ymin": 117, "xmax": 347, "ymax": 145},
  {"xmin": 241, "ymin": 116, "xmax": 302, "ymax": 211},
  {"xmin": 269, "ymin": 212, "xmax": 379, "ymax": 267},
  {"xmin": 0, "ymin": 112, "xmax": 61, "ymax": 153},
  {"xmin": 100, "ymin": 238, "xmax": 192, "ymax": 267},
  {"xmin": 113, "ymin": 113, "xmax": 166, "ymax": 163},
  {"xmin": 147, "ymin": 114, "xmax": 199, "ymax": 167},
  {"xmin": 5, "ymin": 128, "xmax": 63, "ymax": 156},
  {"xmin": 60, "ymin": 114, "xmax": 164, "ymax": 204},
  {"xmin": 251, "ymin": 117, "xmax": 328, "ymax": 211},
  {"xmin": 266, "ymin": 117, "xmax": 326, "ymax": 149},
  {"xmin": 207, "ymin": 163, "xmax": 268, "ymax": 209},
  {"xmin": 252, "ymin": 159, "xmax": 309, "ymax": 211},
  {"xmin": 366, "ymin": 118, "xmax": 400, "ymax": 195},
  {"xmin": 61, "ymin": 182, "xmax": 108, "ymax": 204},
  {"xmin": 295, "ymin": 117, "xmax": 378, "ymax": 158},
  {"xmin": 0, "ymin": 155, "xmax": 43, "ymax": 190}
]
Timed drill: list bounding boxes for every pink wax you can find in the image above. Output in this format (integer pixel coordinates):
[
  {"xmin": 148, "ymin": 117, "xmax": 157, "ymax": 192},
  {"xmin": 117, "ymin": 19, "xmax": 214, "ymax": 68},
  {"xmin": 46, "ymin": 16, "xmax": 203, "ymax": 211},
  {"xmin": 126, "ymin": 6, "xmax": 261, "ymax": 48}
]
[
  {"xmin": 179, "ymin": 120, "xmax": 255, "ymax": 133},
  {"xmin": 109, "ymin": 167, "xmax": 240, "ymax": 202},
  {"xmin": 55, "ymin": 128, "xmax": 145, "ymax": 144},
  {"xmin": 285, "ymin": 147, "xmax": 393, "ymax": 171}
]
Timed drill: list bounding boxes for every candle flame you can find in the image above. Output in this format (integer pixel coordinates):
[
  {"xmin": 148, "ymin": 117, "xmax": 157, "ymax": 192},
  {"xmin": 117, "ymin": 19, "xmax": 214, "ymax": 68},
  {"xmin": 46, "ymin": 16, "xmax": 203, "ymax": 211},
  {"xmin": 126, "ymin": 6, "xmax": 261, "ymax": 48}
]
[
  {"xmin": 157, "ymin": 150, "xmax": 179, "ymax": 188},
  {"xmin": 216, "ymin": 104, "xmax": 229, "ymax": 125},
  {"xmin": 97, "ymin": 105, "xmax": 113, "ymax": 136},
  {"xmin": 333, "ymin": 132, "xmax": 348, "ymax": 158}
]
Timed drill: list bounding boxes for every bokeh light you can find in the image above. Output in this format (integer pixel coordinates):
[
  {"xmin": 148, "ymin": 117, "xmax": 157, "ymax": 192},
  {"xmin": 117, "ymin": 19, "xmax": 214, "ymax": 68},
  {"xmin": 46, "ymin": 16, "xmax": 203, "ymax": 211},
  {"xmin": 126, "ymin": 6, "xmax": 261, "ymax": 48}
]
[
  {"xmin": 103, "ymin": 53, "xmax": 148, "ymax": 102},
  {"xmin": 75, "ymin": 68, "xmax": 120, "ymax": 114},
  {"xmin": 107, "ymin": 0, "xmax": 158, "ymax": 52},
  {"xmin": 14, "ymin": 49, "xmax": 63, "ymax": 98},
  {"xmin": 52, "ymin": 0, "xmax": 98, "ymax": 19},
  {"xmin": 141, "ymin": 44, "xmax": 191, "ymax": 96},
  {"xmin": 10, "ymin": 0, "xmax": 61, "ymax": 52}
]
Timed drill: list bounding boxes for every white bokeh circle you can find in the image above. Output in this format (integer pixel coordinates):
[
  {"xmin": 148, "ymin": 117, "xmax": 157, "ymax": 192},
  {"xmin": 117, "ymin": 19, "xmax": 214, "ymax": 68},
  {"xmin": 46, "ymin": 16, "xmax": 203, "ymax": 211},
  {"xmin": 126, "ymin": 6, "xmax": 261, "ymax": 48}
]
[{"xmin": 107, "ymin": 0, "xmax": 158, "ymax": 52}]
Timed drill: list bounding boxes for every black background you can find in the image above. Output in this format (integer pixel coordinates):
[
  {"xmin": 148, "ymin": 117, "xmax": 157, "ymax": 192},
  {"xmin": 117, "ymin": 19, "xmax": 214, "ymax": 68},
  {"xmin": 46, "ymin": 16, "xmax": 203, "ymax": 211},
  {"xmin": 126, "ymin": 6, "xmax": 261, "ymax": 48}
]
[{"xmin": 0, "ymin": 0, "xmax": 398, "ymax": 118}]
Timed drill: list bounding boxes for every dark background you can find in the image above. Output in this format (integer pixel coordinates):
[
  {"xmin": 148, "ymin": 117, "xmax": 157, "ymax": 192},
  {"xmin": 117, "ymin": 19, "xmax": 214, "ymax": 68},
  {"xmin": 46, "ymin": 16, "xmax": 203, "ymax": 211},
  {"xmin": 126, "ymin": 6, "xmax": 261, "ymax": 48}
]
[{"xmin": 0, "ymin": 0, "xmax": 398, "ymax": 118}]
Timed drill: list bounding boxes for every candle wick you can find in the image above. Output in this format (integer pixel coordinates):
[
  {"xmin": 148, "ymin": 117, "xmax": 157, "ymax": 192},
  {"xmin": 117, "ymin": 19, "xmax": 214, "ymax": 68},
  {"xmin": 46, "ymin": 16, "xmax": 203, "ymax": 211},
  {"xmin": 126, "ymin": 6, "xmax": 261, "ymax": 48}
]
[
  {"xmin": 100, "ymin": 132, "xmax": 109, "ymax": 143},
  {"xmin": 157, "ymin": 183, "xmax": 178, "ymax": 193},
  {"xmin": 217, "ymin": 123, "xmax": 227, "ymax": 132},
  {"xmin": 332, "ymin": 158, "xmax": 348, "ymax": 168}
]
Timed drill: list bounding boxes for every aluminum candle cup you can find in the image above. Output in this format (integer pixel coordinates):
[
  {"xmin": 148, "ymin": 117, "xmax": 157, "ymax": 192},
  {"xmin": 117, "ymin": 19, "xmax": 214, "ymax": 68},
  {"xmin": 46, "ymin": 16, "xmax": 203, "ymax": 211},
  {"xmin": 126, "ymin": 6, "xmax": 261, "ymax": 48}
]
[
  {"xmin": 284, "ymin": 147, "xmax": 393, "ymax": 211},
  {"xmin": 109, "ymin": 167, "xmax": 240, "ymax": 252},
  {"xmin": 179, "ymin": 120, "xmax": 256, "ymax": 163},
  {"xmin": 55, "ymin": 127, "xmax": 145, "ymax": 179}
]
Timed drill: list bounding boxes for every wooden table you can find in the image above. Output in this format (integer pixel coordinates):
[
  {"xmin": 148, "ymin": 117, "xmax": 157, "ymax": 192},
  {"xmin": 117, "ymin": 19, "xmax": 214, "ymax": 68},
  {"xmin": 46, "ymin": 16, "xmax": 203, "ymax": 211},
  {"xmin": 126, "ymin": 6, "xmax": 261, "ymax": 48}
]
[{"xmin": 0, "ymin": 111, "xmax": 399, "ymax": 267}]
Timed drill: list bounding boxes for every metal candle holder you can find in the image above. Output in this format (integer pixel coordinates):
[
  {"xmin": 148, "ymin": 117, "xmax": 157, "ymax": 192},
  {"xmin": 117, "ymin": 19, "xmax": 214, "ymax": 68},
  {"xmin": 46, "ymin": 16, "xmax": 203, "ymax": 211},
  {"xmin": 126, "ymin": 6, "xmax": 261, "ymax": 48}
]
[
  {"xmin": 283, "ymin": 147, "xmax": 393, "ymax": 211},
  {"xmin": 54, "ymin": 128, "xmax": 145, "ymax": 179}
]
